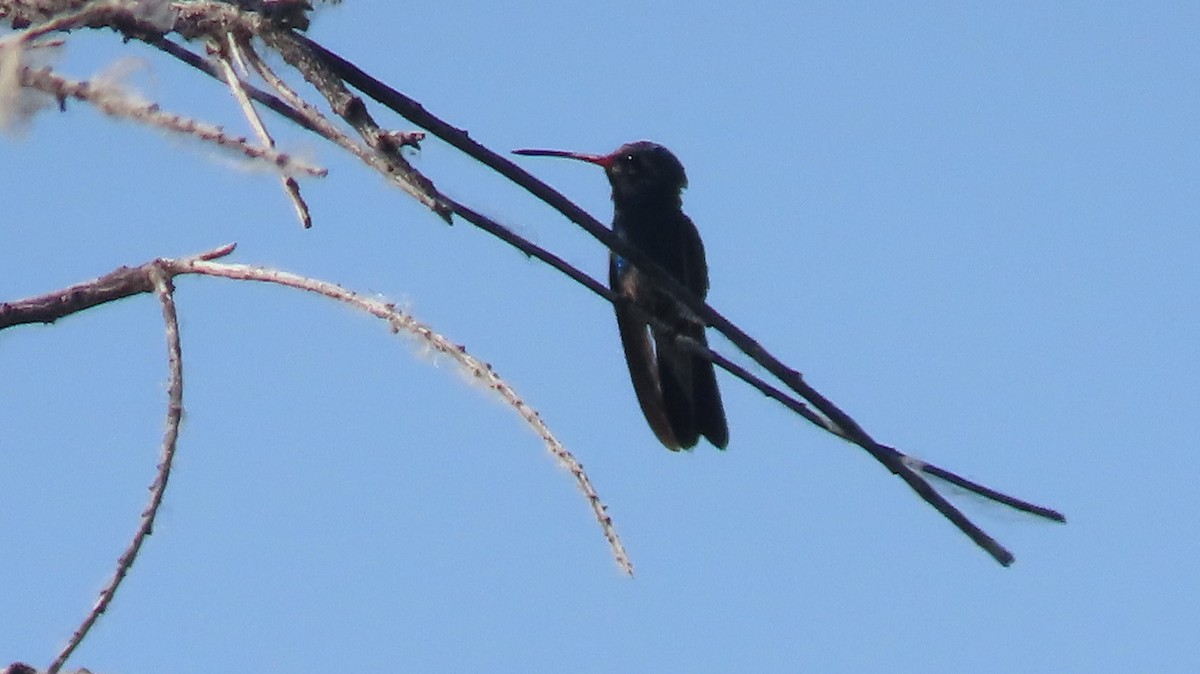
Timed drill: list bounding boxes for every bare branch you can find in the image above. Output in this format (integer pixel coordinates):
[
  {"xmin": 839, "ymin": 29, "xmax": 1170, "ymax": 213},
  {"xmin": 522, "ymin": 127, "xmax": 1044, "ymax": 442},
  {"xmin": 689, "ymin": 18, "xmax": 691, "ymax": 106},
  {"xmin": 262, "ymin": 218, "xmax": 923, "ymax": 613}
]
[
  {"xmin": 0, "ymin": 262, "xmax": 155, "ymax": 328},
  {"xmin": 14, "ymin": 63, "xmax": 326, "ymax": 175},
  {"xmin": 255, "ymin": 24, "xmax": 452, "ymax": 221},
  {"xmin": 45, "ymin": 266, "xmax": 187, "ymax": 674},
  {"xmin": 0, "ymin": 0, "xmax": 1063, "ymax": 571},
  {"xmin": 0, "ymin": 244, "xmax": 632, "ymax": 581},
  {"xmin": 298, "ymin": 38, "xmax": 1065, "ymax": 564},
  {"xmin": 151, "ymin": 35, "xmax": 317, "ymax": 132},
  {"xmin": 219, "ymin": 33, "xmax": 313, "ymax": 227},
  {"xmin": 171, "ymin": 256, "xmax": 634, "ymax": 575}
]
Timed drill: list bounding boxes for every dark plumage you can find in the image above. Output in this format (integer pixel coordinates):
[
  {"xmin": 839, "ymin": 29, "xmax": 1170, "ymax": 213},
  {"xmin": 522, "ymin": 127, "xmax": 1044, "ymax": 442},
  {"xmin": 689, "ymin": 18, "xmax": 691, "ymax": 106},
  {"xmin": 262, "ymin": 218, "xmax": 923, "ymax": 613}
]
[{"xmin": 514, "ymin": 141, "xmax": 728, "ymax": 450}]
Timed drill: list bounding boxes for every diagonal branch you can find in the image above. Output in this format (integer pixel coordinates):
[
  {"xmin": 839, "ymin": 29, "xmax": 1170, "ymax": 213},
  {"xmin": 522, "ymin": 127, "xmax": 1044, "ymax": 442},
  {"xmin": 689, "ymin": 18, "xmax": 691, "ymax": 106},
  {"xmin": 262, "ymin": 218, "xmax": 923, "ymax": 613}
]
[
  {"xmin": 295, "ymin": 38, "xmax": 1066, "ymax": 565},
  {"xmin": 447, "ymin": 203, "xmax": 1062, "ymax": 565}
]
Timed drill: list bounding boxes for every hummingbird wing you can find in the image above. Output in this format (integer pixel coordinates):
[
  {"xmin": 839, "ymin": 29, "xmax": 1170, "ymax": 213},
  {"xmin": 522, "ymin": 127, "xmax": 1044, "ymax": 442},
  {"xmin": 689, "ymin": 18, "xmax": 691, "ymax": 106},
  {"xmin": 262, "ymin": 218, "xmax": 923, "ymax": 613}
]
[
  {"xmin": 666, "ymin": 213, "xmax": 728, "ymax": 449},
  {"xmin": 610, "ymin": 254, "xmax": 683, "ymax": 450}
]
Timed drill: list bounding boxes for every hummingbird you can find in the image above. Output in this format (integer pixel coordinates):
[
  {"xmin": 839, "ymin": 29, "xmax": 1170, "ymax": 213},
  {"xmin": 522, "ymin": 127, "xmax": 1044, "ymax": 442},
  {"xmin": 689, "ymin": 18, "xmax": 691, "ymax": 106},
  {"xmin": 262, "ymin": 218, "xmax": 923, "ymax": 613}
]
[{"xmin": 514, "ymin": 141, "xmax": 729, "ymax": 450}]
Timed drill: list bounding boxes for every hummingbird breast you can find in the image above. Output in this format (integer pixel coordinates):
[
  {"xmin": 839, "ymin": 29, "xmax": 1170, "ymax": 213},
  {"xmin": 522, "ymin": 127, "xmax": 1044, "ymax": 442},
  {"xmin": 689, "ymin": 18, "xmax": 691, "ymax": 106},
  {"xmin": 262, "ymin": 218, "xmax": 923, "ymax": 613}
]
[{"xmin": 612, "ymin": 202, "xmax": 709, "ymax": 300}]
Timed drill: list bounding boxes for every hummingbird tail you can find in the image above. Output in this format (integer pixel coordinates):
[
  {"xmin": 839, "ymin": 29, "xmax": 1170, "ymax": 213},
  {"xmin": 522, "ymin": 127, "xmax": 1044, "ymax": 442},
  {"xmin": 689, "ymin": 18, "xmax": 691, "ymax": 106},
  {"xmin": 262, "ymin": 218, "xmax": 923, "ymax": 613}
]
[
  {"xmin": 655, "ymin": 325, "xmax": 729, "ymax": 450},
  {"xmin": 656, "ymin": 335, "xmax": 702, "ymax": 449},
  {"xmin": 692, "ymin": 337, "xmax": 729, "ymax": 449}
]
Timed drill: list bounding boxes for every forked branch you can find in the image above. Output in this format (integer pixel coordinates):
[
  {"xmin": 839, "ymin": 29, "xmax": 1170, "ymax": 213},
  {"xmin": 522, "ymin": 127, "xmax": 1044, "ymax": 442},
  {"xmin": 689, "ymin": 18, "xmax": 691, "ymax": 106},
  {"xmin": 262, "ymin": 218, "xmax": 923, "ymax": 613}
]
[
  {"xmin": 0, "ymin": 0, "xmax": 1063, "ymax": 572},
  {"xmin": 1, "ymin": 243, "xmax": 633, "ymax": 674}
]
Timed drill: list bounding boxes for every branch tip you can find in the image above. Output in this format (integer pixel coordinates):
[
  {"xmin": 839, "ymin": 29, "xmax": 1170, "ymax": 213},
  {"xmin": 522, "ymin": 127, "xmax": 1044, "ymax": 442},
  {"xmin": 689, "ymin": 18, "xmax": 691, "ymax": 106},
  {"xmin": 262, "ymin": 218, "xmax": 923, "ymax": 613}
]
[{"xmin": 195, "ymin": 242, "xmax": 238, "ymax": 261}]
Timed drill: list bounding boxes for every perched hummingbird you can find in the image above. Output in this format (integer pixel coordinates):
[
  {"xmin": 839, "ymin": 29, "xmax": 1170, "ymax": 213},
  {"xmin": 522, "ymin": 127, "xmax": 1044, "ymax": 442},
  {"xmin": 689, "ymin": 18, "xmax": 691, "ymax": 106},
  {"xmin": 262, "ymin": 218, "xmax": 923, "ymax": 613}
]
[{"xmin": 514, "ymin": 141, "xmax": 729, "ymax": 450}]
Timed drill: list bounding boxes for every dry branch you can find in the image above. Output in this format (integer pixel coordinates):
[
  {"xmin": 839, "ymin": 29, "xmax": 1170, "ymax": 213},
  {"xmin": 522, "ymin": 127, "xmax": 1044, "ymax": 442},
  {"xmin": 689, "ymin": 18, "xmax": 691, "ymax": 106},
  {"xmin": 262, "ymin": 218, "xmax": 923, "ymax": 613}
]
[
  {"xmin": 0, "ymin": 244, "xmax": 631, "ymax": 575},
  {"xmin": 1, "ymin": 0, "xmax": 1062, "ymax": 576},
  {"xmin": 294, "ymin": 36, "xmax": 1067, "ymax": 565},
  {"xmin": 1, "ymin": 2, "xmax": 1071, "ymax": 670},
  {"xmin": 44, "ymin": 268, "xmax": 187, "ymax": 674},
  {"xmin": 1, "ymin": 241, "xmax": 633, "ymax": 672},
  {"xmin": 11, "ymin": 63, "xmax": 325, "ymax": 175}
]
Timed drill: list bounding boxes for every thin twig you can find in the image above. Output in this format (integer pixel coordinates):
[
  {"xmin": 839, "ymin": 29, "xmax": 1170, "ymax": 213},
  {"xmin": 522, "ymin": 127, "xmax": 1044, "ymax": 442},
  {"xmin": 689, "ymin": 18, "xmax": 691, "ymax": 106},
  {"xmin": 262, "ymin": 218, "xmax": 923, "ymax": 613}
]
[
  {"xmin": 256, "ymin": 26, "xmax": 452, "ymax": 221},
  {"xmin": 232, "ymin": 29, "xmax": 423, "ymax": 204},
  {"xmin": 149, "ymin": 29, "xmax": 426, "ymax": 216},
  {"xmin": 45, "ymin": 267, "xmax": 186, "ymax": 674},
  {"xmin": 150, "ymin": 35, "xmax": 317, "ymax": 132},
  {"xmin": 220, "ymin": 33, "xmax": 313, "ymax": 227},
  {"xmin": 144, "ymin": 27, "xmax": 446, "ymax": 222},
  {"xmin": 16, "ymin": 64, "xmax": 325, "ymax": 176}
]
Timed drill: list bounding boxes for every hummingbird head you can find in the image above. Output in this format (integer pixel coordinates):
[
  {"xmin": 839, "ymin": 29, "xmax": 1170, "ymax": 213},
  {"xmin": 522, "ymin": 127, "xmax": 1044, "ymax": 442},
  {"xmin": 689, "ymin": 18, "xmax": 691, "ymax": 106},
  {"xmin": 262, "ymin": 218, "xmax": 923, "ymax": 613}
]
[{"xmin": 514, "ymin": 140, "xmax": 688, "ymax": 207}]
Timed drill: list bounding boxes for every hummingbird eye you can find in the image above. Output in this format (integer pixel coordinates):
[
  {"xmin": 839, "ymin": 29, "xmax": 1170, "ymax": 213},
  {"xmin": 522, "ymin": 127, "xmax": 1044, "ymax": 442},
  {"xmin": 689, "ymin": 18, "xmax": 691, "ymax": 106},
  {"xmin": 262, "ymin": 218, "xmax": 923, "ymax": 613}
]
[{"xmin": 620, "ymin": 153, "xmax": 642, "ymax": 174}]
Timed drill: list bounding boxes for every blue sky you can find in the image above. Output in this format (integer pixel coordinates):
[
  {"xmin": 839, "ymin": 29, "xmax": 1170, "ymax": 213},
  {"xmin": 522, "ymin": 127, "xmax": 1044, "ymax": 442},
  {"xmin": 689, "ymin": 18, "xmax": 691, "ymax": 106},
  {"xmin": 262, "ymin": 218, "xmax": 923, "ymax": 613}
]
[{"xmin": 3, "ymin": 2, "xmax": 1198, "ymax": 671}]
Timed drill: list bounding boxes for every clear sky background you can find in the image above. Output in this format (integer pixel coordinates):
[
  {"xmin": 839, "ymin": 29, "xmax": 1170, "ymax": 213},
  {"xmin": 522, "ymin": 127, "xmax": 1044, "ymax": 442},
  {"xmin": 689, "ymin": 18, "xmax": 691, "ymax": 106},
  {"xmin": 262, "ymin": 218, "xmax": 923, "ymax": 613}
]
[{"xmin": 3, "ymin": 2, "xmax": 1198, "ymax": 672}]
